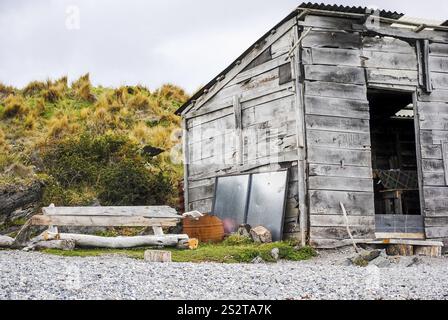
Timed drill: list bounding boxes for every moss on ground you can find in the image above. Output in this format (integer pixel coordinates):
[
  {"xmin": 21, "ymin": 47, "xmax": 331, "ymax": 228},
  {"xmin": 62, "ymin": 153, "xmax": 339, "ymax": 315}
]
[{"xmin": 41, "ymin": 242, "xmax": 316, "ymax": 264}]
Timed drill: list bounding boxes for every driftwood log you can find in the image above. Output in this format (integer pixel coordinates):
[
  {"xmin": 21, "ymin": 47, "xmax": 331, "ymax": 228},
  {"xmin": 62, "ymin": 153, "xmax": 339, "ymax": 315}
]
[
  {"xmin": 0, "ymin": 235, "xmax": 14, "ymax": 248},
  {"xmin": 29, "ymin": 231, "xmax": 189, "ymax": 249},
  {"xmin": 33, "ymin": 240, "xmax": 76, "ymax": 251}
]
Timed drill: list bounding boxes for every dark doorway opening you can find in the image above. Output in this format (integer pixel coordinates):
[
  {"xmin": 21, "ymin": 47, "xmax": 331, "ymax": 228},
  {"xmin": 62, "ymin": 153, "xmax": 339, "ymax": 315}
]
[{"xmin": 368, "ymin": 89, "xmax": 423, "ymax": 235}]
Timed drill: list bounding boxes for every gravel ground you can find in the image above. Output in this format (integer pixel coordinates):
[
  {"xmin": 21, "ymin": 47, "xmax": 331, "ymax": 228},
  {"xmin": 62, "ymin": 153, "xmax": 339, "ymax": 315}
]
[{"xmin": 1, "ymin": 249, "xmax": 448, "ymax": 300}]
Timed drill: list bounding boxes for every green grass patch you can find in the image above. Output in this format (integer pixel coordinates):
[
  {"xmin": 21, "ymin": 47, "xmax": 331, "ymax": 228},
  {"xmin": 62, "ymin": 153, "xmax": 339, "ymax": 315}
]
[{"xmin": 40, "ymin": 242, "xmax": 316, "ymax": 264}]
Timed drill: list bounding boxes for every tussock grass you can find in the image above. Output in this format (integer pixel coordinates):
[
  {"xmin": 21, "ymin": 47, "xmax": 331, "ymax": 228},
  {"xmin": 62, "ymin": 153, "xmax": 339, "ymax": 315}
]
[
  {"xmin": 2, "ymin": 95, "xmax": 28, "ymax": 118},
  {"xmin": 22, "ymin": 81, "xmax": 47, "ymax": 97},
  {"xmin": 0, "ymin": 77, "xmax": 189, "ymax": 207}
]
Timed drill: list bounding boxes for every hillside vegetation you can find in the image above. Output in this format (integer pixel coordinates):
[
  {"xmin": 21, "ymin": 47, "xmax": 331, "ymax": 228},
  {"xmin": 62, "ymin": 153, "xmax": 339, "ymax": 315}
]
[{"xmin": 0, "ymin": 74, "xmax": 188, "ymax": 222}]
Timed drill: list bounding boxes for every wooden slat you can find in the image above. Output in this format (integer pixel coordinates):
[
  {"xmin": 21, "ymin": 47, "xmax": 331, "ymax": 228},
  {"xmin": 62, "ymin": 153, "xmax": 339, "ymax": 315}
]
[
  {"xmin": 31, "ymin": 215, "xmax": 179, "ymax": 227},
  {"xmin": 301, "ymin": 30, "xmax": 361, "ymax": 49},
  {"xmin": 305, "ymin": 115, "xmax": 370, "ymax": 133},
  {"xmin": 306, "ymin": 129, "xmax": 370, "ymax": 149},
  {"xmin": 418, "ymin": 89, "xmax": 448, "ymax": 103},
  {"xmin": 308, "ymin": 176, "xmax": 372, "ymax": 192},
  {"xmin": 308, "ymin": 146, "xmax": 371, "ymax": 166},
  {"xmin": 362, "ymin": 36, "xmax": 415, "ymax": 54},
  {"xmin": 310, "ymin": 226, "xmax": 374, "ymax": 240},
  {"xmin": 304, "ymin": 81, "xmax": 367, "ymax": 101},
  {"xmin": 42, "ymin": 206, "xmax": 179, "ymax": 218},
  {"xmin": 362, "ymin": 51, "xmax": 417, "ymax": 70},
  {"xmin": 309, "ymin": 190, "xmax": 374, "ymax": 216},
  {"xmin": 431, "ymin": 72, "xmax": 448, "ymax": 90},
  {"xmin": 304, "ymin": 65, "xmax": 365, "ymax": 85},
  {"xmin": 310, "ymin": 215, "xmax": 374, "ymax": 227},
  {"xmin": 304, "ymin": 95, "xmax": 369, "ymax": 119},
  {"xmin": 426, "ymin": 226, "xmax": 448, "ymax": 238},
  {"xmin": 429, "ymin": 55, "xmax": 448, "ymax": 73},
  {"xmin": 366, "ymin": 68, "xmax": 418, "ymax": 86},
  {"xmin": 430, "ymin": 43, "xmax": 448, "ymax": 56},
  {"xmin": 302, "ymin": 47, "xmax": 361, "ymax": 67},
  {"xmin": 308, "ymin": 164, "xmax": 372, "ymax": 179}
]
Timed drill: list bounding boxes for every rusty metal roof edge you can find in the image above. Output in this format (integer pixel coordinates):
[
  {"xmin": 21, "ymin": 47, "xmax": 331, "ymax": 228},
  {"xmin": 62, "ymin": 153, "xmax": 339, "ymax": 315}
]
[{"xmin": 175, "ymin": 3, "xmax": 406, "ymax": 116}]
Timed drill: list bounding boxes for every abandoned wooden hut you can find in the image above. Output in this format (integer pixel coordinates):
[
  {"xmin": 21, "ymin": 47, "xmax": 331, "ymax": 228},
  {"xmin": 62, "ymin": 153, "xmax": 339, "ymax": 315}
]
[{"xmin": 175, "ymin": 3, "xmax": 448, "ymax": 249}]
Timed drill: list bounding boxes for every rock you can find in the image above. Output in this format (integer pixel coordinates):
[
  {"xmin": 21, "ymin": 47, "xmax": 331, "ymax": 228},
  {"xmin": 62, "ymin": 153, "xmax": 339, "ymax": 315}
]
[
  {"xmin": 237, "ymin": 224, "xmax": 251, "ymax": 238},
  {"xmin": 0, "ymin": 180, "xmax": 43, "ymax": 224},
  {"xmin": 0, "ymin": 235, "xmax": 14, "ymax": 248},
  {"xmin": 350, "ymin": 249, "xmax": 381, "ymax": 267},
  {"xmin": 271, "ymin": 248, "xmax": 280, "ymax": 261},
  {"xmin": 144, "ymin": 250, "xmax": 172, "ymax": 263},
  {"xmin": 406, "ymin": 257, "xmax": 423, "ymax": 267},
  {"xmin": 250, "ymin": 226, "xmax": 272, "ymax": 243},
  {"xmin": 369, "ymin": 256, "xmax": 391, "ymax": 268},
  {"xmin": 360, "ymin": 249, "xmax": 381, "ymax": 262},
  {"xmin": 251, "ymin": 256, "xmax": 265, "ymax": 264}
]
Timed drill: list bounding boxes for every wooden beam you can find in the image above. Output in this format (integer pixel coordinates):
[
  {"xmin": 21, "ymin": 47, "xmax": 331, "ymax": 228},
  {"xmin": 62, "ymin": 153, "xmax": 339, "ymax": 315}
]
[
  {"xmin": 42, "ymin": 206, "xmax": 180, "ymax": 218},
  {"xmin": 182, "ymin": 118, "xmax": 190, "ymax": 211},
  {"xmin": 30, "ymin": 215, "xmax": 179, "ymax": 227},
  {"xmin": 233, "ymin": 95, "xmax": 243, "ymax": 166},
  {"xmin": 292, "ymin": 25, "xmax": 309, "ymax": 247},
  {"xmin": 442, "ymin": 141, "xmax": 448, "ymax": 186}
]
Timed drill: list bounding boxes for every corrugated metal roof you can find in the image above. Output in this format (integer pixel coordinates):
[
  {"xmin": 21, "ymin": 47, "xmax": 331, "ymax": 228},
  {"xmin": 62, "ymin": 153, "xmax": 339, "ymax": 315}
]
[
  {"xmin": 174, "ymin": 4, "xmax": 412, "ymax": 115},
  {"xmin": 297, "ymin": 2, "xmax": 404, "ymax": 20}
]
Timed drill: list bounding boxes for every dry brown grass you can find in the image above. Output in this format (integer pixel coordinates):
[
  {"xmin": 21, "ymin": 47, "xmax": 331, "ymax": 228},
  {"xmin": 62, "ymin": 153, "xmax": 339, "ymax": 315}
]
[
  {"xmin": 127, "ymin": 92, "xmax": 152, "ymax": 111},
  {"xmin": 2, "ymin": 95, "xmax": 28, "ymax": 118},
  {"xmin": 47, "ymin": 114, "xmax": 70, "ymax": 139},
  {"xmin": 131, "ymin": 122, "xmax": 150, "ymax": 144},
  {"xmin": 156, "ymin": 84, "xmax": 189, "ymax": 104},
  {"xmin": 24, "ymin": 114, "xmax": 36, "ymax": 130},
  {"xmin": 72, "ymin": 73, "xmax": 96, "ymax": 102},
  {"xmin": 22, "ymin": 81, "xmax": 47, "ymax": 96}
]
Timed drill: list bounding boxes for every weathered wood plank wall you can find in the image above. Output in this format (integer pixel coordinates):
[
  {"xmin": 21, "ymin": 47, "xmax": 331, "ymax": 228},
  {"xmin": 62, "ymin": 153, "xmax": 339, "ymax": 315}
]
[
  {"xmin": 184, "ymin": 17, "xmax": 302, "ymax": 238},
  {"xmin": 300, "ymin": 16, "xmax": 375, "ymax": 248},
  {"xmin": 417, "ymin": 41, "xmax": 448, "ymax": 246}
]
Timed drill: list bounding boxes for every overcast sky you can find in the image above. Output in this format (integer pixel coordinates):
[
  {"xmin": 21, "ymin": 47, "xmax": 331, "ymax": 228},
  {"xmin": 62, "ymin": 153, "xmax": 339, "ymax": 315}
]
[{"xmin": 0, "ymin": 0, "xmax": 447, "ymax": 93}]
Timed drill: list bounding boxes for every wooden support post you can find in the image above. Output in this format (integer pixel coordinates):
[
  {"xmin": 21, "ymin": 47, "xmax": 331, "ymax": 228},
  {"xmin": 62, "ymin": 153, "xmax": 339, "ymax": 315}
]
[
  {"xmin": 233, "ymin": 95, "xmax": 243, "ymax": 166},
  {"xmin": 182, "ymin": 118, "xmax": 190, "ymax": 211},
  {"xmin": 291, "ymin": 24, "xmax": 309, "ymax": 247},
  {"xmin": 442, "ymin": 141, "xmax": 448, "ymax": 186}
]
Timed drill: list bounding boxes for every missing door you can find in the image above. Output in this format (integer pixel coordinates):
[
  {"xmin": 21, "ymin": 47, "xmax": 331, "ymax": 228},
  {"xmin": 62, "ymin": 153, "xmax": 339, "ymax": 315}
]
[{"xmin": 368, "ymin": 89, "xmax": 424, "ymax": 235}]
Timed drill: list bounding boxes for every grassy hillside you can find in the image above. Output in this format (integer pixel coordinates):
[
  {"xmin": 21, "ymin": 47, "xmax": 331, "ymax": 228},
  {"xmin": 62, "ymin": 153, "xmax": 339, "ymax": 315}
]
[{"xmin": 0, "ymin": 74, "xmax": 188, "ymax": 210}]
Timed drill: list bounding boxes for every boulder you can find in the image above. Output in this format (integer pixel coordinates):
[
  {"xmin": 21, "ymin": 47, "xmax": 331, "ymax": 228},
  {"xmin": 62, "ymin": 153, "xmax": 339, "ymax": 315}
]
[
  {"xmin": 250, "ymin": 226, "xmax": 272, "ymax": 243},
  {"xmin": 237, "ymin": 224, "xmax": 251, "ymax": 238},
  {"xmin": 251, "ymin": 256, "xmax": 265, "ymax": 264},
  {"xmin": 0, "ymin": 180, "xmax": 43, "ymax": 224},
  {"xmin": 0, "ymin": 235, "xmax": 14, "ymax": 248}
]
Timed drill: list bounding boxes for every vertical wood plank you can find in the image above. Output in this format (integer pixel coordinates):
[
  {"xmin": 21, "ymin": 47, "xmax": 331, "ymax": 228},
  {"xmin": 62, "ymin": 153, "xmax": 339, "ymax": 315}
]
[
  {"xmin": 293, "ymin": 25, "xmax": 308, "ymax": 247},
  {"xmin": 442, "ymin": 141, "xmax": 448, "ymax": 185},
  {"xmin": 233, "ymin": 95, "xmax": 243, "ymax": 166},
  {"xmin": 182, "ymin": 118, "xmax": 190, "ymax": 210}
]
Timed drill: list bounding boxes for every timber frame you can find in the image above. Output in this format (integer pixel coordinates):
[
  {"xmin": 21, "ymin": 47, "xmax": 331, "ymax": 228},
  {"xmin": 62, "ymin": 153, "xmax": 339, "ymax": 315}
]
[{"xmin": 176, "ymin": 3, "xmax": 448, "ymax": 250}]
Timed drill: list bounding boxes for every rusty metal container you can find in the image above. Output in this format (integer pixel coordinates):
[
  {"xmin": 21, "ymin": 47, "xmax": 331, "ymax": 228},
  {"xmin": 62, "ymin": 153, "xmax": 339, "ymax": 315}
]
[{"xmin": 182, "ymin": 214, "xmax": 225, "ymax": 243}]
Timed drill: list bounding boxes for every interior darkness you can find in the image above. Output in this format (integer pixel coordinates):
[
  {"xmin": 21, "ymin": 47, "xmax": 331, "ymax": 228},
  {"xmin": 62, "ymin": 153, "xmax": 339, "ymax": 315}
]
[{"xmin": 368, "ymin": 89, "xmax": 421, "ymax": 216}]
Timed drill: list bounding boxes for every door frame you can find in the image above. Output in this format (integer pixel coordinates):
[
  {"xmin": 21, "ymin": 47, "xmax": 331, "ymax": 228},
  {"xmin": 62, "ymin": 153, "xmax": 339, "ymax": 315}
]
[{"xmin": 367, "ymin": 85, "xmax": 425, "ymax": 239}]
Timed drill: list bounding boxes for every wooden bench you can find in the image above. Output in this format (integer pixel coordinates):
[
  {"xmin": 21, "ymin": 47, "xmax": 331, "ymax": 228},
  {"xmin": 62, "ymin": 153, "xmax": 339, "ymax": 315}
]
[{"xmin": 14, "ymin": 205, "xmax": 189, "ymax": 249}]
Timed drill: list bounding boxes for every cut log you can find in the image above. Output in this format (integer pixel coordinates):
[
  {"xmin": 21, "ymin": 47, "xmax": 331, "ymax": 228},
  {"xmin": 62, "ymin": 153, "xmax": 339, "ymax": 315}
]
[
  {"xmin": 414, "ymin": 246, "xmax": 442, "ymax": 257},
  {"xmin": 33, "ymin": 240, "xmax": 76, "ymax": 251},
  {"xmin": 0, "ymin": 235, "xmax": 14, "ymax": 248},
  {"xmin": 386, "ymin": 244, "xmax": 414, "ymax": 256},
  {"xmin": 144, "ymin": 250, "xmax": 172, "ymax": 262},
  {"xmin": 44, "ymin": 233, "xmax": 189, "ymax": 249}
]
